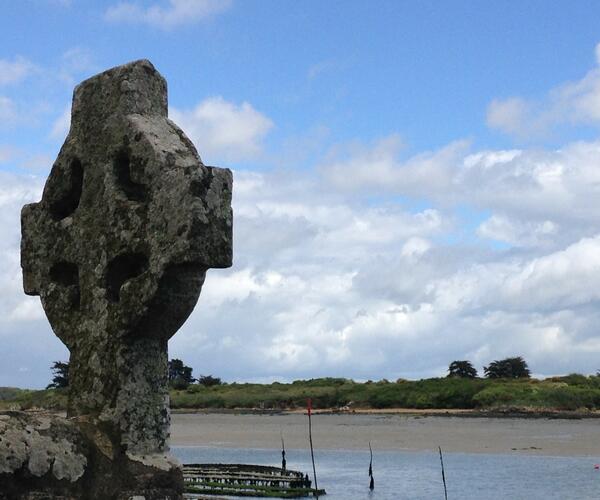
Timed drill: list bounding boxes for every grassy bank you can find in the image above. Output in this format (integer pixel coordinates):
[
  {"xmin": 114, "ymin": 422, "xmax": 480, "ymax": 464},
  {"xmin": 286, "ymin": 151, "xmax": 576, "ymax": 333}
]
[
  {"xmin": 4, "ymin": 374, "xmax": 600, "ymax": 413},
  {"xmin": 0, "ymin": 386, "xmax": 68, "ymax": 411}
]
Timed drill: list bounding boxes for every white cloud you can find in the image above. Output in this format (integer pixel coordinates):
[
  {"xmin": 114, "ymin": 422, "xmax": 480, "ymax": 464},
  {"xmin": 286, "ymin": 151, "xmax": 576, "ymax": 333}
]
[
  {"xmin": 0, "ymin": 173, "xmax": 67, "ymax": 388},
  {"xmin": 0, "ymin": 96, "xmax": 55, "ymax": 131},
  {"xmin": 401, "ymin": 237, "xmax": 431, "ymax": 258},
  {"xmin": 166, "ymin": 148, "xmax": 600, "ymax": 381},
  {"xmin": 5, "ymin": 132, "xmax": 600, "ymax": 385},
  {"xmin": 6, "ymin": 116, "xmax": 600, "ymax": 385},
  {"xmin": 20, "ymin": 154, "xmax": 54, "ymax": 172},
  {"xmin": 57, "ymin": 47, "xmax": 97, "ymax": 86},
  {"xmin": 321, "ymin": 135, "xmax": 600, "ymax": 248},
  {"xmin": 50, "ymin": 105, "xmax": 71, "ymax": 140},
  {"xmin": 0, "ymin": 145, "xmax": 17, "ymax": 164},
  {"xmin": 428, "ymin": 237, "xmax": 600, "ymax": 315},
  {"xmin": 320, "ymin": 134, "xmax": 469, "ymax": 196},
  {"xmin": 499, "ymin": 236, "xmax": 600, "ymax": 312},
  {"xmin": 477, "ymin": 215, "xmax": 557, "ymax": 248},
  {"xmin": 0, "ymin": 56, "xmax": 35, "ymax": 86},
  {"xmin": 171, "ymin": 97, "xmax": 273, "ymax": 163},
  {"xmin": 5, "ymin": 44, "xmax": 600, "ymax": 385},
  {"xmin": 486, "ymin": 97, "xmax": 539, "ymax": 139},
  {"xmin": 0, "ymin": 174, "xmax": 44, "ymax": 311},
  {"xmin": 0, "ymin": 96, "xmax": 19, "ymax": 127},
  {"xmin": 105, "ymin": 0, "xmax": 232, "ymax": 29},
  {"xmin": 487, "ymin": 42, "xmax": 600, "ymax": 139}
]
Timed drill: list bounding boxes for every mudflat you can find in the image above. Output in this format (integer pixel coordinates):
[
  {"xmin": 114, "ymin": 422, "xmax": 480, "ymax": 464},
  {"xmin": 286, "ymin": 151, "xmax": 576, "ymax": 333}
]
[{"xmin": 170, "ymin": 412, "xmax": 600, "ymax": 456}]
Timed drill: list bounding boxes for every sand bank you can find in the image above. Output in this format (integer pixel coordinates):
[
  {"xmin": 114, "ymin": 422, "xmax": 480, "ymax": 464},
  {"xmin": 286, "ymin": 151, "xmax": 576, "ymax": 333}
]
[{"xmin": 170, "ymin": 412, "xmax": 600, "ymax": 457}]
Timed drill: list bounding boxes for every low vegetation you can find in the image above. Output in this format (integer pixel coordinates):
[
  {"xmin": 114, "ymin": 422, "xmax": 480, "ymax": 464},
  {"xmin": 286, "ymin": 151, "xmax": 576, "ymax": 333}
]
[
  {"xmin": 0, "ymin": 386, "xmax": 67, "ymax": 411},
  {"xmin": 5, "ymin": 374, "xmax": 600, "ymax": 413},
  {"xmin": 4, "ymin": 357, "xmax": 599, "ymax": 413}
]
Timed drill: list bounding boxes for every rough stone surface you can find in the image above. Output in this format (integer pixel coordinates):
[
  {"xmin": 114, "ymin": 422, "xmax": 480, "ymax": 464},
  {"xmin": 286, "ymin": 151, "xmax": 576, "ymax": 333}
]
[
  {"xmin": 0, "ymin": 411, "xmax": 184, "ymax": 500},
  {"xmin": 0, "ymin": 411, "xmax": 87, "ymax": 498},
  {"xmin": 9, "ymin": 59, "xmax": 232, "ymax": 498}
]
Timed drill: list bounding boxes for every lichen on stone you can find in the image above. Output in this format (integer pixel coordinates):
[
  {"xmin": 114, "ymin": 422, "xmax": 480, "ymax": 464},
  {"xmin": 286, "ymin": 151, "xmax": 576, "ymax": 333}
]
[{"xmin": 0, "ymin": 411, "xmax": 87, "ymax": 482}]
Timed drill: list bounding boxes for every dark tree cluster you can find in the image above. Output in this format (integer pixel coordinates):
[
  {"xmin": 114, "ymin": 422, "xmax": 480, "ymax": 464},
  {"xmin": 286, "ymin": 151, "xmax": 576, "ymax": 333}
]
[
  {"xmin": 197, "ymin": 375, "xmax": 222, "ymax": 387},
  {"xmin": 448, "ymin": 356, "xmax": 531, "ymax": 379},
  {"xmin": 168, "ymin": 358, "xmax": 195, "ymax": 389},
  {"xmin": 447, "ymin": 360, "xmax": 478, "ymax": 378},
  {"xmin": 50, "ymin": 358, "xmax": 221, "ymax": 391},
  {"xmin": 47, "ymin": 361, "xmax": 69, "ymax": 389},
  {"xmin": 484, "ymin": 357, "xmax": 531, "ymax": 379}
]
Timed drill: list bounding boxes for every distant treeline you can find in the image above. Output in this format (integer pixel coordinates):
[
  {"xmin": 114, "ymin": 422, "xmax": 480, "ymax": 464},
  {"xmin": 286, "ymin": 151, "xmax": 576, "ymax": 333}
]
[{"xmin": 4, "ymin": 374, "xmax": 600, "ymax": 412}]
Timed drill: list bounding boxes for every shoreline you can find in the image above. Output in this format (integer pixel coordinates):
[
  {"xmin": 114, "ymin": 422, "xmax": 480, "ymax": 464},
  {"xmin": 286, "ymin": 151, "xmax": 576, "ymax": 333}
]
[
  {"xmin": 171, "ymin": 407, "xmax": 600, "ymax": 419},
  {"xmin": 170, "ymin": 412, "xmax": 600, "ymax": 456}
]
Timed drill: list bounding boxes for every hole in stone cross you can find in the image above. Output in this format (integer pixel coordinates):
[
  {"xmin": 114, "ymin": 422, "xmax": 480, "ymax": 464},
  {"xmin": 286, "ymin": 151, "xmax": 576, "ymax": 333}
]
[
  {"xmin": 114, "ymin": 149, "xmax": 148, "ymax": 202},
  {"xmin": 190, "ymin": 168, "xmax": 213, "ymax": 198},
  {"xmin": 106, "ymin": 253, "xmax": 149, "ymax": 302},
  {"xmin": 49, "ymin": 158, "xmax": 83, "ymax": 220},
  {"xmin": 49, "ymin": 261, "xmax": 80, "ymax": 309}
]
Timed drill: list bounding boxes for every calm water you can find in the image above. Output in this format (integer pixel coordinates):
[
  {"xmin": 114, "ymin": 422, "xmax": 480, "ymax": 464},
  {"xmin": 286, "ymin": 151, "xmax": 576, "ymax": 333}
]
[{"xmin": 173, "ymin": 446, "xmax": 600, "ymax": 499}]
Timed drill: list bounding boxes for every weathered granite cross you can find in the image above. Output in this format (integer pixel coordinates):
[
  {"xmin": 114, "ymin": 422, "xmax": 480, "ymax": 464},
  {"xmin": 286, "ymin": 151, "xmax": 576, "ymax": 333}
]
[{"xmin": 19, "ymin": 60, "xmax": 232, "ymax": 497}]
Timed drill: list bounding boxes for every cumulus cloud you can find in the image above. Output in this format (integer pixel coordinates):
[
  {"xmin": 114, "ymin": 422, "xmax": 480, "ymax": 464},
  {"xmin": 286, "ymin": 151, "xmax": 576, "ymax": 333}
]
[
  {"xmin": 486, "ymin": 97, "xmax": 539, "ymax": 139},
  {"xmin": 477, "ymin": 215, "xmax": 557, "ymax": 247},
  {"xmin": 4, "ymin": 60, "xmax": 600, "ymax": 386},
  {"xmin": 0, "ymin": 173, "xmax": 65, "ymax": 388},
  {"xmin": 171, "ymin": 97, "xmax": 273, "ymax": 163},
  {"xmin": 169, "ymin": 135, "xmax": 600, "ymax": 381},
  {"xmin": 321, "ymin": 135, "xmax": 600, "ymax": 248},
  {"xmin": 50, "ymin": 105, "xmax": 71, "ymax": 140},
  {"xmin": 6, "ymin": 133, "xmax": 600, "ymax": 385},
  {"xmin": 167, "ymin": 166, "xmax": 457, "ymax": 380},
  {"xmin": 0, "ymin": 145, "xmax": 17, "ymax": 164},
  {"xmin": 6, "ymin": 111, "xmax": 600, "ymax": 384},
  {"xmin": 0, "ymin": 96, "xmax": 19, "ymax": 127},
  {"xmin": 320, "ymin": 134, "xmax": 469, "ymax": 196},
  {"xmin": 105, "ymin": 0, "xmax": 232, "ymax": 29},
  {"xmin": 487, "ymin": 42, "xmax": 600, "ymax": 139},
  {"xmin": 57, "ymin": 47, "xmax": 97, "ymax": 86},
  {"xmin": 0, "ymin": 56, "xmax": 36, "ymax": 86}
]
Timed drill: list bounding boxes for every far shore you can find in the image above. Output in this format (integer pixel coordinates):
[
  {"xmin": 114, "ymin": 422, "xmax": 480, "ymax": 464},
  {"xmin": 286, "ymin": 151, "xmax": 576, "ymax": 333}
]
[
  {"xmin": 170, "ymin": 411, "xmax": 600, "ymax": 456},
  {"xmin": 171, "ymin": 406, "xmax": 600, "ymax": 419}
]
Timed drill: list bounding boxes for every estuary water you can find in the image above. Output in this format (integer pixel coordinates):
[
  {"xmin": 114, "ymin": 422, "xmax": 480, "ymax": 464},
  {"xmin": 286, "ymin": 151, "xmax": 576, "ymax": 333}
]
[{"xmin": 172, "ymin": 445, "xmax": 600, "ymax": 499}]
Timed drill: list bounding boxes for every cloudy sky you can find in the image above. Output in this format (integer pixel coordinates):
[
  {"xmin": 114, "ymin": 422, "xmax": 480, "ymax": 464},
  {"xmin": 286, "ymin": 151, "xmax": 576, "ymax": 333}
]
[{"xmin": 3, "ymin": 1, "xmax": 600, "ymax": 388}]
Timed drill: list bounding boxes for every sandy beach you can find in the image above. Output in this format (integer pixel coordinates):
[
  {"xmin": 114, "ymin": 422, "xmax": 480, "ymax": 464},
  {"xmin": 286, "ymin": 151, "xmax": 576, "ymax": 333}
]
[{"xmin": 170, "ymin": 412, "xmax": 600, "ymax": 457}]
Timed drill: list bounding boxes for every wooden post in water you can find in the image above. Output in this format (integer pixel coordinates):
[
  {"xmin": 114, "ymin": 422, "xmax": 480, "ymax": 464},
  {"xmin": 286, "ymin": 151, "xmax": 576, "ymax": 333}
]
[
  {"xmin": 438, "ymin": 446, "xmax": 448, "ymax": 500},
  {"xmin": 281, "ymin": 431, "xmax": 287, "ymax": 471},
  {"xmin": 307, "ymin": 398, "xmax": 319, "ymax": 497},
  {"xmin": 368, "ymin": 441, "xmax": 374, "ymax": 490}
]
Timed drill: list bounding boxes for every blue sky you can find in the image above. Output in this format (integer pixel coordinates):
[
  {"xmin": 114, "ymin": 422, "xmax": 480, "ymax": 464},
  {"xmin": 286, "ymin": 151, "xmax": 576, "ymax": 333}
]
[
  {"xmin": 5, "ymin": 1, "xmax": 600, "ymax": 159},
  {"xmin": 4, "ymin": 1, "xmax": 600, "ymax": 388}
]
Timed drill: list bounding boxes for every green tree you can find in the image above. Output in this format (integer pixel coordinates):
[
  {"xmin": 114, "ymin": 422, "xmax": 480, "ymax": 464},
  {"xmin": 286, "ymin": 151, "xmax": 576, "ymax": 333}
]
[
  {"xmin": 447, "ymin": 360, "xmax": 478, "ymax": 378},
  {"xmin": 197, "ymin": 375, "xmax": 222, "ymax": 387},
  {"xmin": 168, "ymin": 359, "xmax": 195, "ymax": 389},
  {"xmin": 484, "ymin": 356, "xmax": 531, "ymax": 379},
  {"xmin": 47, "ymin": 361, "xmax": 69, "ymax": 389}
]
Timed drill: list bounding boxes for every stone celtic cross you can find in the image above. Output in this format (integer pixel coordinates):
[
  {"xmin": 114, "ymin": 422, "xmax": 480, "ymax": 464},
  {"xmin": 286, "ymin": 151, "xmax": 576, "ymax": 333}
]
[{"xmin": 20, "ymin": 60, "xmax": 232, "ymax": 496}]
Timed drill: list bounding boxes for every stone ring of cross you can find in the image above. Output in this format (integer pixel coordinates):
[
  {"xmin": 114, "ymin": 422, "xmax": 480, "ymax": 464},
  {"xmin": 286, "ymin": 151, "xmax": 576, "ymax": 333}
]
[{"xmin": 22, "ymin": 60, "xmax": 232, "ymax": 349}]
